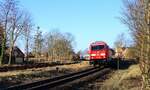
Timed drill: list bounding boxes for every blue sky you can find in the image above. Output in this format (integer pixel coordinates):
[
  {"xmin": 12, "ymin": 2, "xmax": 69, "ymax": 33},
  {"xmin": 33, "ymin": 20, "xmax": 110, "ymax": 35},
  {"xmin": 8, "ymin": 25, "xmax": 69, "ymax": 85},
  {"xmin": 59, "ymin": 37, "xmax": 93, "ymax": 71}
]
[{"xmin": 19, "ymin": 0, "xmax": 129, "ymax": 52}]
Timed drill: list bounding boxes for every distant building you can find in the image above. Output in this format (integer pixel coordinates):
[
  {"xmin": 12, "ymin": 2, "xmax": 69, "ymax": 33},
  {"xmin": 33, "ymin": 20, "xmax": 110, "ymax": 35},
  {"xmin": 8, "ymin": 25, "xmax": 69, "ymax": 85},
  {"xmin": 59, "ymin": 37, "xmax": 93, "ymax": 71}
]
[
  {"xmin": 115, "ymin": 47, "xmax": 124, "ymax": 58},
  {"xmin": 115, "ymin": 47, "xmax": 136, "ymax": 60},
  {"xmin": 83, "ymin": 54, "xmax": 90, "ymax": 60},
  {"xmin": 122, "ymin": 47, "xmax": 136, "ymax": 59},
  {"xmin": 4, "ymin": 46, "xmax": 25, "ymax": 64}
]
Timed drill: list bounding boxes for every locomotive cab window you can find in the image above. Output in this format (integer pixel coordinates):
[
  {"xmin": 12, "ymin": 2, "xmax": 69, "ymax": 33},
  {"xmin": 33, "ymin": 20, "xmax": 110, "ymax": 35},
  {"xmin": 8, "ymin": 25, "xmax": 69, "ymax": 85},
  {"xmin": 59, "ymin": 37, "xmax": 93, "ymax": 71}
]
[{"xmin": 91, "ymin": 45, "xmax": 105, "ymax": 50}]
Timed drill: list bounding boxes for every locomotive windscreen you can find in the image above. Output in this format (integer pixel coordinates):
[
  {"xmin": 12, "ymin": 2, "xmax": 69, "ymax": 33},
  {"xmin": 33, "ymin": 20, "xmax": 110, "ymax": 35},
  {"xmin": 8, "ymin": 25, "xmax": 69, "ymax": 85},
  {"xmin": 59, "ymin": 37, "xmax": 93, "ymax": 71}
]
[{"xmin": 91, "ymin": 45, "xmax": 104, "ymax": 50}]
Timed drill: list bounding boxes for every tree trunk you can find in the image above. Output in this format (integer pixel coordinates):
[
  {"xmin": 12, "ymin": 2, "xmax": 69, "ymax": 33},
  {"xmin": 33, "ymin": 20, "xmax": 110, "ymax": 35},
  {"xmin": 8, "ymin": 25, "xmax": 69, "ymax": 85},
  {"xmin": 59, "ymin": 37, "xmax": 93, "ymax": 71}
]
[
  {"xmin": 8, "ymin": 31, "xmax": 14, "ymax": 65},
  {"xmin": 8, "ymin": 46, "xmax": 12, "ymax": 64},
  {"xmin": 0, "ymin": 31, "xmax": 6, "ymax": 65},
  {"xmin": 25, "ymin": 33, "xmax": 29, "ymax": 62}
]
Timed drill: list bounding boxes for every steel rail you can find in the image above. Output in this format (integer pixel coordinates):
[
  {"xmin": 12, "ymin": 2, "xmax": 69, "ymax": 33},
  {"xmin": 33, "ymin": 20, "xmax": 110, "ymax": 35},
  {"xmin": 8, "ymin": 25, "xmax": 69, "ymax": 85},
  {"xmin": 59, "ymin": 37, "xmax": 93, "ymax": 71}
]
[{"xmin": 5, "ymin": 67, "xmax": 108, "ymax": 90}]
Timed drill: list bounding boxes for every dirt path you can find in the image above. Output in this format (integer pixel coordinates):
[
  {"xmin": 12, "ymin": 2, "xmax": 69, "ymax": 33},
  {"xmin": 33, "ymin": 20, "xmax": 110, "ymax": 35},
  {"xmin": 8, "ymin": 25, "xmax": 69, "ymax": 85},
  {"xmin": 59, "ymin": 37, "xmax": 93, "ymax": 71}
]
[
  {"xmin": 101, "ymin": 64, "xmax": 142, "ymax": 90},
  {"xmin": 83, "ymin": 64, "xmax": 142, "ymax": 90}
]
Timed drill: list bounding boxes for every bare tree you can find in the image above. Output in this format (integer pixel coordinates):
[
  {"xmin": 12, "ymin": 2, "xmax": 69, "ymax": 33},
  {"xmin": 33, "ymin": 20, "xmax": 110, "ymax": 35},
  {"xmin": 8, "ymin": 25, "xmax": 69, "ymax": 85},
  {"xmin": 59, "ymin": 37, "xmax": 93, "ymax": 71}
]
[
  {"xmin": 32, "ymin": 27, "xmax": 43, "ymax": 60},
  {"xmin": 114, "ymin": 33, "xmax": 127, "ymax": 59},
  {"xmin": 0, "ymin": 0, "xmax": 12, "ymax": 65},
  {"xmin": 22, "ymin": 12, "xmax": 33, "ymax": 62},
  {"xmin": 0, "ymin": 24, "xmax": 4, "ymax": 64},
  {"xmin": 121, "ymin": 0, "xmax": 150, "ymax": 89},
  {"xmin": 0, "ymin": 0, "xmax": 33, "ymax": 64},
  {"xmin": 114, "ymin": 33, "xmax": 127, "ymax": 48},
  {"xmin": 44, "ymin": 30, "xmax": 75, "ymax": 62}
]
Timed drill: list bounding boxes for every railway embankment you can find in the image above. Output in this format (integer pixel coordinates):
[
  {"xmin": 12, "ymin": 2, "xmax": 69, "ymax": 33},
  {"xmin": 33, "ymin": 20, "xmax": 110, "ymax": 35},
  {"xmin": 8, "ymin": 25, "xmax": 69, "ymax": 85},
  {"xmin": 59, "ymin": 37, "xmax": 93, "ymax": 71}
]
[
  {"xmin": 100, "ymin": 64, "xmax": 142, "ymax": 90},
  {"xmin": 0, "ymin": 60, "xmax": 141, "ymax": 90},
  {"xmin": 80, "ymin": 60, "xmax": 142, "ymax": 90},
  {"xmin": 0, "ymin": 61, "xmax": 90, "ymax": 89},
  {"xmin": 0, "ymin": 61, "xmax": 79, "ymax": 72}
]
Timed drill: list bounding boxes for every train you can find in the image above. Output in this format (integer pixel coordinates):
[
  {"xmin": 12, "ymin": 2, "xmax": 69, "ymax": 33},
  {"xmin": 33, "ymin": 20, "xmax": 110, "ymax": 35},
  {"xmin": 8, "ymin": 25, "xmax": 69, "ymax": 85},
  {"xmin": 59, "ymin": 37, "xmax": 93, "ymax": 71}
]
[{"xmin": 88, "ymin": 41, "xmax": 114, "ymax": 67}]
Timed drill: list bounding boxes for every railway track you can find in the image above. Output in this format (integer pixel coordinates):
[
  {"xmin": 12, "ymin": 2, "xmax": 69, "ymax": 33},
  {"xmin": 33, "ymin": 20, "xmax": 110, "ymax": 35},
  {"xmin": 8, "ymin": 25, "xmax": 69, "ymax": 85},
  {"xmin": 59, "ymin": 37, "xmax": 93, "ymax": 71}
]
[{"xmin": 5, "ymin": 66, "xmax": 110, "ymax": 90}]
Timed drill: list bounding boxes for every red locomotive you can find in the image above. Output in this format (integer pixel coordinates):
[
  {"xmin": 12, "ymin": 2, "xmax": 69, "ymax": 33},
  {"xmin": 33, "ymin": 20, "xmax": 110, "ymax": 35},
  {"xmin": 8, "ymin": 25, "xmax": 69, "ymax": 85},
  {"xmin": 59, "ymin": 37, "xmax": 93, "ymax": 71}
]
[{"xmin": 89, "ymin": 41, "xmax": 113, "ymax": 67}]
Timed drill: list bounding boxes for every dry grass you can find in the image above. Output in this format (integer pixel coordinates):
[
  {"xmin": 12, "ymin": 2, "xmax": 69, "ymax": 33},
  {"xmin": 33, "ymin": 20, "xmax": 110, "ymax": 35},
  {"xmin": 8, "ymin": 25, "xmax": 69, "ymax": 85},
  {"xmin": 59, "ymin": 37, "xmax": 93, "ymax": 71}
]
[
  {"xmin": 0, "ymin": 61, "xmax": 89, "ymax": 78},
  {"xmin": 0, "ymin": 61, "xmax": 90, "ymax": 88},
  {"xmin": 61, "ymin": 61, "xmax": 90, "ymax": 71},
  {"xmin": 101, "ymin": 64, "xmax": 142, "ymax": 90}
]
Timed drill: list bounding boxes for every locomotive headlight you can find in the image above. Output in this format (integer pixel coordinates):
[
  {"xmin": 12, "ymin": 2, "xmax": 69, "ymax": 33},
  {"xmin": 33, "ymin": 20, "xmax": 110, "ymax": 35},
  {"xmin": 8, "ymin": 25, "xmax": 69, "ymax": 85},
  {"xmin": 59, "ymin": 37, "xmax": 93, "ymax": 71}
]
[
  {"xmin": 91, "ymin": 54, "xmax": 96, "ymax": 56},
  {"xmin": 100, "ymin": 53, "xmax": 105, "ymax": 56}
]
